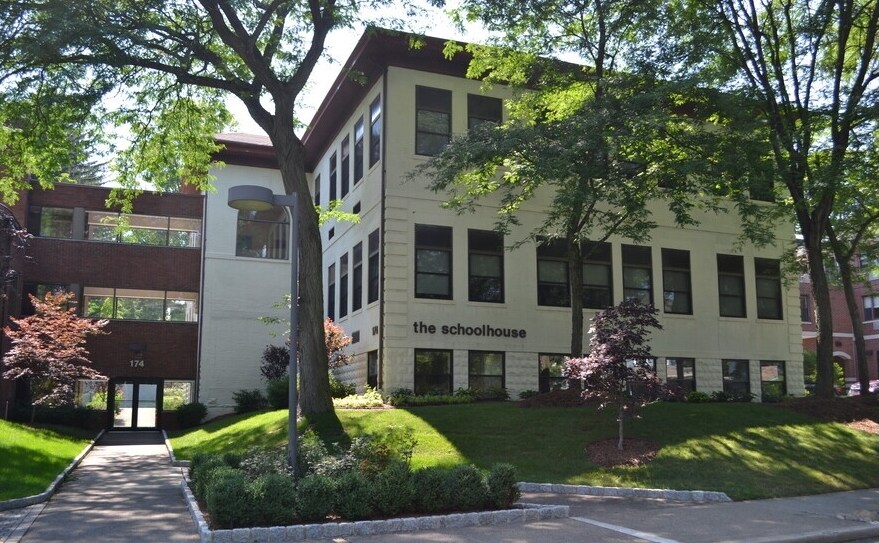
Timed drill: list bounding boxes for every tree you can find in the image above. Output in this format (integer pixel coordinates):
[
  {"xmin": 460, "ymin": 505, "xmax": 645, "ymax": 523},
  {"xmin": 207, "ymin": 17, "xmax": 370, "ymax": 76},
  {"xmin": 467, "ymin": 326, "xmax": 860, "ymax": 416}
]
[
  {"xmin": 325, "ymin": 318, "xmax": 353, "ymax": 369},
  {"xmin": 260, "ymin": 344, "xmax": 290, "ymax": 382},
  {"xmin": 259, "ymin": 317, "xmax": 352, "ymax": 379},
  {"xmin": 563, "ymin": 300, "xmax": 662, "ymax": 450},
  {"xmin": 2, "ymin": 291, "xmax": 108, "ymax": 406},
  {"xmin": 416, "ymin": 0, "xmax": 776, "ymax": 356},
  {"xmin": 670, "ymin": 0, "xmax": 878, "ymax": 397},
  {"xmin": 0, "ymin": 2, "xmax": 438, "ymax": 415}
]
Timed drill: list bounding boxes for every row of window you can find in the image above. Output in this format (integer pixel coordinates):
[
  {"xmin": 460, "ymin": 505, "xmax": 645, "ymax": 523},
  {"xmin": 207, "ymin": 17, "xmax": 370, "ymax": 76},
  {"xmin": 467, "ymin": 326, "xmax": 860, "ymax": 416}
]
[
  {"xmin": 327, "ymin": 229, "xmax": 381, "ymax": 320},
  {"xmin": 22, "ymin": 284, "xmax": 199, "ymax": 323},
  {"xmin": 799, "ymin": 293, "xmax": 880, "ymax": 323},
  {"xmin": 413, "ymin": 350, "xmax": 787, "ymax": 399},
  {"xmin": 28, "ymin": 206, "xmax": 202, "ymax": 248},
  {"xmin": 411, "ymin": 224, "xmax": 784, "ymax": 319}
]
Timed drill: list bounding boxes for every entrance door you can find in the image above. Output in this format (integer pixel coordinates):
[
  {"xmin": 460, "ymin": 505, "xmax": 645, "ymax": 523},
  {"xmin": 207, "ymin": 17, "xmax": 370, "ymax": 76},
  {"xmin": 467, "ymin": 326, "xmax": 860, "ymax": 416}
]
[{"xmin": 111, "ymin": 381, "xmax": 159, "ymax": 429}]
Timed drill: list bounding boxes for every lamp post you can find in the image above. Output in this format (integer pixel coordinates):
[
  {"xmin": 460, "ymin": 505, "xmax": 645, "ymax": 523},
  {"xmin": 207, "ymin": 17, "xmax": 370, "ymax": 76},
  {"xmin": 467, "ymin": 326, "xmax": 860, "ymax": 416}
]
[{"xmin": 228, "ymin": 185, "xmax": 300, "ymax": 474}]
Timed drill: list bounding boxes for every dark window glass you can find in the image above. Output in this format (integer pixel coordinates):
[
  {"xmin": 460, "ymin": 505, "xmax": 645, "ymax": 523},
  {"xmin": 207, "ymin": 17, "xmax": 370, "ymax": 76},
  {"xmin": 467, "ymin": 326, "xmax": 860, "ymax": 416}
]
[
  {"xmin": 468, "ymin": 351, "xmax": 504, "ymax": 391},
  {"xmin": 467, "ymin": 94, "xmax": 502, "ymax": 129},
  {"xmin": 537, "ymin": 239, "xmax": 569, "ymax": 307},
  {"xmin": 21, "ymin": 283, "xmax": 70, "ymax": 315},
  {"xmin": 414, "ymin": 349, "xmax": 452, "ymax": 395},
  {"xmin": 339, "ymin": 253, "xmax": 349, "ymax": 319},
  {"xmin": 468, "ymin": 229, "xmax": 503, "ymax": 303},
  {"xmin": 354, "ymin": 117, "xmax": 364, "ymax": 183},
  {"xmin": 369, "ymin": 95, "xmax": 381, "ymax": 167},
  {"xmin": 662, "ymin": 248, "xmax": 692, "ymax": 314},
  {"xmin": 340, "ymin": 137, "xmax": 350, "ymax": 198},
  {"xmin": 28, "ymin": 206, "xmax": 74, "ymax": 238},
  {"xmin": 82, "ymin": 287, "xmax": 198, "ymax": 322},
  {"xmin": 755, "ymin": 258, "xmax": 782, "ymax": 320},
  {"xmin": 582, "ymin": 241, "xmax": 612, "ymax": 309},
  {"xmin": 666, "ymin": 358, "xmax": 695, "ymax": 393},
  {"xmin": 723, "ymin": 359, "xmax": 750, "ymax": 397},
  {"xmin": 416, "ymin": 86, "xmax": 452, "ymax": 156},
  {"xmin": 368, "ymin": 229, "xmax": 379, "ymax": 304},
  {"xmin": 760, "ymin": 361, "xmax": 786, "ymax": 401},
  {"xmin": 800, "ymin": 294, "xmax": 811, "ymax": 323},
  {"xmin": 750, "ymin": 176, "xmax": 774, "ymax": 202},
  {"xmin": 623, "ymin": 245, "xmax": 653, "ymax": 306},
  {"xmin": 415, "ymin": 225, "xmax": 452, "ymax": 299},
  {"xmin": 236, "ymin": 207, "xmax": 289, "ymax": 259},
  {"xmin": 367, "ymin": 350, "xmax": 378, "ymax": 389},
  {"xmin": 327, "ymin": 264, "xmax": 336, "ymax": 321},
  {"xmin": 313, "ymin": 175, "xmax": 321, "ymax": 206},
  {"xmin": 539, "ymin": 354, "xmax": 569, "ymax": 393},
  {"xmin": 717, "ymin": 254, "xmax": 746, "ymax": 317},
  {"xmin": 352, "ymin": 242, "xmax": 363, "ymax": 312},
  {"xmin": 864, "ymin": 295, "xmax": 879, "ymax": 321},
  {"xmin": 328, "ymin": 153, "xmax": 337, "ymax": 202}
]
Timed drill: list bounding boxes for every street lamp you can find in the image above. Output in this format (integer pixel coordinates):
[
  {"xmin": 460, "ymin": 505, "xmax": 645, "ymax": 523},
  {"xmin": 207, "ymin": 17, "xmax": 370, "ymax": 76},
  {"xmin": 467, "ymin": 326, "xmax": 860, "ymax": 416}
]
[{"xmin": 228, "ymin": 185, "xmax": 300, "ymax": 474}]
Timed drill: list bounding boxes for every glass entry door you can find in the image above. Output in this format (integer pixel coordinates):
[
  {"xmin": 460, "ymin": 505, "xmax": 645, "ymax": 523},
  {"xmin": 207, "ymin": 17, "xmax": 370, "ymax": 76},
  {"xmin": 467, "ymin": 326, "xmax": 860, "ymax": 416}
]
[{"xmin": 112, "ymin": 381, "xmax": 159, "ymax": 429}]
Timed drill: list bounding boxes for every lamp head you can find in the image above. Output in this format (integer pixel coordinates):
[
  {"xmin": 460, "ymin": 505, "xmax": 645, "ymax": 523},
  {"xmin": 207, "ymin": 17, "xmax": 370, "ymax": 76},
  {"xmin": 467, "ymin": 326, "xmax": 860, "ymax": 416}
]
[{"xmin": 228, "ymin": 185, "xmax": 276, "ymax": 212}]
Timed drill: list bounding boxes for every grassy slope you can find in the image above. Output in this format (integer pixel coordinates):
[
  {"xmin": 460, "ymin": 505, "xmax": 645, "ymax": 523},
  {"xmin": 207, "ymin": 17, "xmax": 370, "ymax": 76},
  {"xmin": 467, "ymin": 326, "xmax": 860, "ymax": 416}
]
[
  {"xmin": 0, "ymin": 420, "xmax": 92, "ymax": 501},
  {"xmin": 169, "ymin": 402, "xmax": 878, "ymax": 501}
]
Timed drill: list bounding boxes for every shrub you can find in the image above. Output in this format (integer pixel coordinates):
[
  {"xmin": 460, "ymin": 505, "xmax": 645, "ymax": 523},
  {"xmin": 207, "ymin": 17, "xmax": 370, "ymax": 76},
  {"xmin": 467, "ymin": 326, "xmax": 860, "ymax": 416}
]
[
  {"xmin": 487, "ymin": 463, "xmax": 520, "ymax": 508},
  {"xmin": 386, "ymin": 392, "xmax": 475, "ymax": 407},
  {"xmin": 687, "ymin": 391, "xmax": 711, "ymax": 403},
  {"xmin": 445, "ymin": 464, "xmax": 488, "ymax": 511},
  {"xmin": 518, "ymin": 390, "xmax": 539, "ymax": 400},
  {"xmin": 189, "ymin": 453, "xmax": 242, "ymax": 501},
  {"xmin": 260, "ymin": 344, "xmax": 289, "ymax": 382},
  {"xmin": 349, "ymin": 426, "xmax": 417, "ymax": 475},
  {"xmin": 176, "ymin": 402, "xmax": 207, "ymax": 428},
  {"xmin": 332, "ymin": 386, "xmax": 385, "ymax": 409},
  {"xmin": 248, "ymin": 473, "xmax": 296, "ymax": 526},
  {"xmin": 233, "ymin": 389, "xmax": 267, "ymax": 413},
  {"xmin": 410, "ymin": 466, "xmax": 452, "ymax": 513},
  {"xmin": 295, "ymin": 474, "xmax": 335, "ymax": 522},
  {"xmin": 472, "ymin": 387, "xmax": 510, "ymax": 401},
  {"xmin": 239, "ymin": 446, "xmax": 291, "ymax": 479},
  {"xmin": 369, "ymin": 461, "xmax": 412, "ymax": 517},
  {"xmin": 333, "ymin": 470, "xmax": 374, "ymax": 520},
  {"xmin": 329, "ymin": 374, "xmax": 355, "ymax": 398},
  {"xmin": 205, "ymin": 469, "xmax": 251, "ymax": 528},
  {"xmin": 296, "ymin": 430, "xmax": 330, "ymax": 477},
  {"xmin": 266, "ymin": 377, "xmax": 289, "ymax": 409}
]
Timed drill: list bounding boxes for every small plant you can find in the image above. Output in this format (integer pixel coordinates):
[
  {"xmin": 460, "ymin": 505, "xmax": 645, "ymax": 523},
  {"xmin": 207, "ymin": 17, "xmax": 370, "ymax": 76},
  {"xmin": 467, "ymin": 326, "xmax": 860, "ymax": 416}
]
[
  {"xmin": 266, "ymin": 376, "xmax": 289, "ymax": 409},
  {"xmin": 332, "ymin": 386, "xmax": 385, "ymax": 408},
  {"xmin": 239, "ymin": 446, "xmax": 291, "ymax": 479},
  {"xmin": 518, "ymin": 390, "xmax": 540, "ymax": 400},
  {"xmin": 687, "ymin": 391, "xmax": 711, "ymax": 403},
  {"xmin": 260, "ymin": 345, "xmax": 289, "ymax": 382},
  {"xmin": 176, "ymin": 402, "xmax": 207, "ymax": 428},
  {"xmin": 329, "ymin": 374, "xmax": 356, "ymax": 398},
  {"xmin": 487, "ymin": 463, "xmax": 520, "ymax": 508},
  {"xmin": 233, "ymin": 389, "xmax": 267, "ymax": 413}
]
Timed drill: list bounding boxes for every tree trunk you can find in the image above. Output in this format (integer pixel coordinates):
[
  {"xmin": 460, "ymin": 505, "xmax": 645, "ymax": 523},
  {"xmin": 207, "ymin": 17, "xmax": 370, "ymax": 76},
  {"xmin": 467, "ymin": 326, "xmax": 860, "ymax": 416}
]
[
  {"xmin": 617, "ymin": 400, "xmax": 624, "ymax": 450},
  {"xmin": 568, "ymin": 240, "xmax": 584, "ymax": 357},
  {"xmin": 830, "ymin": 239, "xmax": 870, "ymax": 397},
  {"xmin": 804, "ymin": 231, "xmax": 835, "ymax": 398}
]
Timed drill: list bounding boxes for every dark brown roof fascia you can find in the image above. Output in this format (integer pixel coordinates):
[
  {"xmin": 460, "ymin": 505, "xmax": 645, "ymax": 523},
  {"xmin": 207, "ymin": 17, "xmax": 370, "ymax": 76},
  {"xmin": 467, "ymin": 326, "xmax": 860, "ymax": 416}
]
[{"xmin": 214, "ymin": 138, "xmax": 279, "ymax": 170}]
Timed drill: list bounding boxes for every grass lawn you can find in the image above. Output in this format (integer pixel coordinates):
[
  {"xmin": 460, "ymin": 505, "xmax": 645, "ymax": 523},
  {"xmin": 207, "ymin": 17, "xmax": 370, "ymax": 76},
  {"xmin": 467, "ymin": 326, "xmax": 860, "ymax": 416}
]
[
  {"xmin": 0, "ymin": 420, "xmax": 93, "ymax": 501},
  {"xmin": 169, "ymin": 402, "xmax": 878, "ymax": 501}
]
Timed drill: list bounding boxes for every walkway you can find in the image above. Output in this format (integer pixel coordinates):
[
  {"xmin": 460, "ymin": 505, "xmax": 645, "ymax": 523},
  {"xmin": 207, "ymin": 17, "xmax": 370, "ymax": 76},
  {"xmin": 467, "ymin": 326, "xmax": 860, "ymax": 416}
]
[{"xmin": 8, "ymin": 431, "xmax": 197, "ymax": 543}]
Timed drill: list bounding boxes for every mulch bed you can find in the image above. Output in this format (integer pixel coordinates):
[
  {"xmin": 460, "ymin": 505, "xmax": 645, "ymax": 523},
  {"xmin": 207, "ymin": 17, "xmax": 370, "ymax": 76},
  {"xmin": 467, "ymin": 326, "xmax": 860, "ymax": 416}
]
[{"xmin": 586, "ymin": 438, "xmax": 659, "ymax": 468}]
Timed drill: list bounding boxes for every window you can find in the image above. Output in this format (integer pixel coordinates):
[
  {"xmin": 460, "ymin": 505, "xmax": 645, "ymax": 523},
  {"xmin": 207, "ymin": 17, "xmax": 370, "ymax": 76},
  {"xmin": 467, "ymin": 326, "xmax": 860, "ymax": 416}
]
[
  {"xmin": 723, "ymin": 359, "xmax": 750, "ymax": 397},
  {"xmin": 800, "ymin": 294, "xmax": 812, "ymax": 323},
  {"xmin": 235, "ymin": 207, "xmax": 288, "ymax": 259},
  {"xmin": 749, "ymin": 176, "xmax": 774, "ymax": 202},
  {"xmin": 369, "ymin": 95, "xmax": 382, "ymax": 167},
  {"xmin": 414, "ymin": 349, "xmax": 452, "ymax": 395},
  {"xmin": 717, "ymin": 254, "xmax": 746, "ymax": 317},
  {"xmin": 467, "ymin": 94, "xmax": 502, "ymax": 129},
  {"xmin": 760, "ymin": 361, "xmax": 786, "ymax": 401},
  {"xmin": 626, "ymin": 357, "xmax": 658, "ymax": 398},
  {"xmin": 340, "ymin": 137, "xmax": 350, "ymax": 198},
  {"xmin": 328, "ymin": 154, "xmax": 338, "ymax": 203},
  {"xmin": 416, "ymin": 86, "xmax": 452, "ymax": 156},
  {"xmin": 755, "ymin": 258, "xmax": 782, "ymax": 319},
  {"xmin": 313, "ymin": 175, "xmax": 321, "ymax": 206},
  {"xmin": 469, "ymin": 351, "xmax": 504, "ymax": 391},
  {"xmin": 583, "ymin": 241, "xmax": 612, "ymax": 309},
  {"xmin": 168, "ymin": 217, "xmax": 202, "ymax": 248},
  {"xmin": 662, "ymin": 248, "xmax": 692, "ymax": 314},
  {"xmin": 327, "ymin": 264, "xmax": 336, "ymax": 321},
  {"xmin": 539, "ymin": 354, "xmax": 568, "ymax": 393},
  {"xmin": 339, "ymin": 253, "xmax": 349, "ymax": 319},
  {"xmin": 87, "ymin": 211, "xmax": 201, "ymax": 247},
  {"xmin": 83, "ymin": 288, "xmax": 198, "ymax": 322},
  {"xmin": 537, "ymin": 239, "xmax": 569, "ymax": 307},
  {"xmin": 415, "ymin": 224, "xmax": 452, "ymax": 299},
  {"xmin": 665, "ymin": 358, "xmax": 695, "ymax": 393},
  {"xmin": 354, "ymin": 117, "xmax": 364, "ymax": 183},
  {"xmin": 864, "ymin": 295, "xmax": 879, "ymax": 321},
  {"xmin": 75, "ymin": 380, "xmax": 108, "ymax": 409},
  {"xmin": 163, "ymin": 381, "xmax": 195, "ymax": 410},
  {"xmin": 368, "ymin": 229, "xmax": 379, "ymax": 304},
  {"xmin": 623, "ymin": 245, "xmax": 653, "ymax": 305},
  {"xmin": 21, "ymin": 283, "xmax": 71, "ymax": 315},
  {"xmin": 468, "ymin": 229, "xmax": 504, "ymax": 303},
  {"xmin": 367, "ymin": 350, "xmax": 378, "ymax": 389},
  {"xmin": 352, "ymin": 242, "xmax": 363, "ymax": 312},
  {"xmin": 28, "ymin": 206, "xmax": 73, "ymax": 238}
]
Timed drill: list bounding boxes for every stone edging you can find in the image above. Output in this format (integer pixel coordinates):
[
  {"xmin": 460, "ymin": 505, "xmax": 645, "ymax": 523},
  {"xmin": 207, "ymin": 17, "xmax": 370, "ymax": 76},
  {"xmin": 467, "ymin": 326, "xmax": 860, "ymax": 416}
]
[
  {"xmin": 162, "ymin": 430, "xmax": 189, "ymax": 467},
  {"xmin": 181, "ymin": 478, "xmax": 569, "ymax": 543},
  {"xmin": 518, "ymin": 482, "xmax": 732, "ymax": 503},
  {"xmin": 0, "ymin": 429, "xmax": 105, "ymax": 512}
]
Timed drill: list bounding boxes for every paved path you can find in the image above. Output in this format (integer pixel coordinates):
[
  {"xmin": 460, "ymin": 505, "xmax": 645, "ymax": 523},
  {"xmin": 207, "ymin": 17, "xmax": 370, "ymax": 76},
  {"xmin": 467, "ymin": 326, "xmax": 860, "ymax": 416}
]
[{"xmin": 8, "ymin": 431, "xmax": 197, "ymax": 543}]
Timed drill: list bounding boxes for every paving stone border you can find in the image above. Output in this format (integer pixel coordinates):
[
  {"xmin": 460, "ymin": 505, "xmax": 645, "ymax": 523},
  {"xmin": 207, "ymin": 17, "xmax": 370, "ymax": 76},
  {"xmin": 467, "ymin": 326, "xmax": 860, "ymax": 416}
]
[
  {"xmin": 0, "ymin": 429, "xmax": 104, "ymax": 512},
  {"xmin": 181, "ymin": 478, "xmax": 569, "ymax": 543},
  {"xmin": 162, "ymin": 430, "xmax": 190, "ymax": 468},
  {"xmin": 517, "ymin": 482, "xmax": 732, "ymax": 503}
]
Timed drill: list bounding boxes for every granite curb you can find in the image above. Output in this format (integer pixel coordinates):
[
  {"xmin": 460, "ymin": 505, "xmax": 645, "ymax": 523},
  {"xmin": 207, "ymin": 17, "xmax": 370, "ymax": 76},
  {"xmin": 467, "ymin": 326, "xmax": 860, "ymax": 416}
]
[
  {"xmin": 181, "ymin": 477, "xmax": 569, "ymax": 543},
  {"xmin": 742, "ymin": 524, "xmax": 880, "ymax": 543},
  {"xmin": 0, "ymin": 429, "xmax": 105, "ymax": 512},
  {"xmin": 518, "ymin": 482, "xmax": 732, "ymax": 503},
  {"xmin": 163, "ymin": 429, "xmax": 190, "ymax": 468}
]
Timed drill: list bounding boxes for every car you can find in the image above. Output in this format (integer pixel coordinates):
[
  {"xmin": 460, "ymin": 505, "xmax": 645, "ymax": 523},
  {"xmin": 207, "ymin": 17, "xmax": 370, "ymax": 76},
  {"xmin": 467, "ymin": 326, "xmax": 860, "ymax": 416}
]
[{"xmin": 847, "ymin": 380, "xmax": 880, "ymax": 396}]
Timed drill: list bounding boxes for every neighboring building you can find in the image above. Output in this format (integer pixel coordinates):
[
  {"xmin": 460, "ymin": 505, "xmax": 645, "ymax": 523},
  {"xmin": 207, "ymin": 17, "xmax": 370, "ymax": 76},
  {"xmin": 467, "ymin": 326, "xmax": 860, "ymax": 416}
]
[
  {"xmin": 799, "ymin": 260, "xmax": 880, "ymax": 384},
  {"xmin": 303, "ymin": 30, "xmax": 803, "ymax": 401}
]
